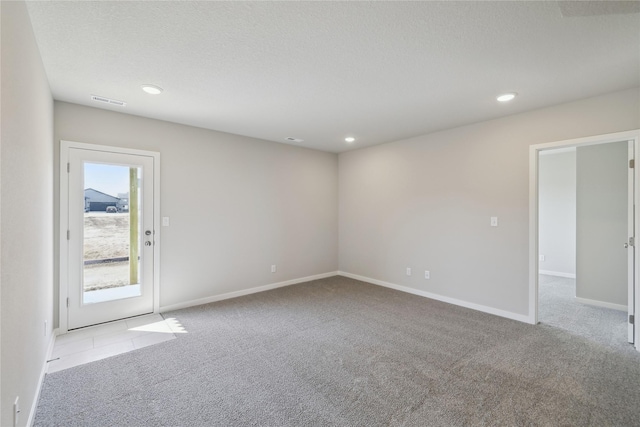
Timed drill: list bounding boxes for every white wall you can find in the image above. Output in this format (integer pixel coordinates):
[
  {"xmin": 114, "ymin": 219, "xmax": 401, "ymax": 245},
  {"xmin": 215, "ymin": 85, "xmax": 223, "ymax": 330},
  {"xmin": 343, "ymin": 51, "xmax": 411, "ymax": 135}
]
[
  {"xmin": 538, "ymin": 149, "xmax": 576, "ymax": 277},
  {"xmin": 1, "ymin": 2, "xmax": 55, "ymax": 426},
  {"xmin": 339, "ymin": 88, "xmax": 640, "ymax": 318},
  {"xmin": 576, "ymin": 141, "xmax": 628, "ymax": 307},
  {"xmin": 54, "ymin": 102, "xmax": 338, "ymax": 319}
]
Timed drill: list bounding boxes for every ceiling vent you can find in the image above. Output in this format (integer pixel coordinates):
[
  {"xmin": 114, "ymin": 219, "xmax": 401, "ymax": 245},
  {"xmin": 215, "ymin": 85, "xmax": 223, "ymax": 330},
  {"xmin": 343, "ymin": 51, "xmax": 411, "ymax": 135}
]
[{"xmin": 91, "ymin": 95, "xmax": 127, "ymax": 107}]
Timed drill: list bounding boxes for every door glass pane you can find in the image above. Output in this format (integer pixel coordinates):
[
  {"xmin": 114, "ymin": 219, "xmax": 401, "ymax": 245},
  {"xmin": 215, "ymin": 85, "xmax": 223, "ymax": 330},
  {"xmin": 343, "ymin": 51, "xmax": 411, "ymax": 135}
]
[{"xmin": 83, "ymin": 163, "xmax": 142, "ymax": 304}]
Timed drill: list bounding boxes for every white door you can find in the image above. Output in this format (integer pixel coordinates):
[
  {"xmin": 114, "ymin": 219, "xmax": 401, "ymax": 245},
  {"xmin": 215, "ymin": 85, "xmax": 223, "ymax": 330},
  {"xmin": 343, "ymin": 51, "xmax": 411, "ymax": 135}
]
[
  {"xmin": 65, "ymin": 144, "xmax": 156, "ymax": 330},
  {"xmin": 628, "ymin": 140, "xmax": 635, "ymax": 344}
]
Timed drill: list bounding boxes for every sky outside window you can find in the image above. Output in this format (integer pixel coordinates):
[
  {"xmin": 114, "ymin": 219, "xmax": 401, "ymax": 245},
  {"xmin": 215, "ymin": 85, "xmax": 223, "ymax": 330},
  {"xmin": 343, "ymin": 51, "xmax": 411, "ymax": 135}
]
[{"xmin": 84, "ymin": 163, "xmax": 130, "ymax": 197}]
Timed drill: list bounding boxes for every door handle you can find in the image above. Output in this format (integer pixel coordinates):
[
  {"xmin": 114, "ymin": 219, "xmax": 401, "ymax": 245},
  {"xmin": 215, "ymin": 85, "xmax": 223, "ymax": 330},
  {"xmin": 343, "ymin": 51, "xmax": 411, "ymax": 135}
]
[{"xmin": 624, "ymin": 243, "xmax": 629, "ymax": 248}]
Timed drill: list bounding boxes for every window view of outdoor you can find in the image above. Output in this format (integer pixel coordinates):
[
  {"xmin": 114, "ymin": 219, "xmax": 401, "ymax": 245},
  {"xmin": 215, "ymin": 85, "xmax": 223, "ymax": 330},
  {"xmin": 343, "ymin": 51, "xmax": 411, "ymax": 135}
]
[{"xmin": 83, "ymin": 163, "xmax": 142, "ymax": 304}]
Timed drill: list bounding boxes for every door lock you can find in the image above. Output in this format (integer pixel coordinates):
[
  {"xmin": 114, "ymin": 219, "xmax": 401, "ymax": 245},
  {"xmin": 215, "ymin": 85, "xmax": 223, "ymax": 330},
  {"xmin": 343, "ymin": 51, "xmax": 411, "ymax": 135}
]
[
  {"xmin": 145, "ymin": 230, "xmax": 152, "ymax": 236},
  {"xmin": 145, "ymin": 241, "xmax": 152, "ymax": 246}
]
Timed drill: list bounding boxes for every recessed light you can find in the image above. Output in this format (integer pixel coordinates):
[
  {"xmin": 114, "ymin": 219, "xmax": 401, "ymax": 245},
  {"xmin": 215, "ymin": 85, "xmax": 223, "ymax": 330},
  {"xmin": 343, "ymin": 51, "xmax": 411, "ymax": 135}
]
[
  {"xmin": 141, "ymin": 84, "xmax": 163, "ymax": 95},
  {"xmin": 345, "ymin": 137, "xmax": 355, "ymax": 143},
  {"xmin": 285, "ymin": 137, "xmax": 304, "ymax": 143},
  {"xmin": 497, "ymin": 92, "xmax": 517, "ymax": 102}
]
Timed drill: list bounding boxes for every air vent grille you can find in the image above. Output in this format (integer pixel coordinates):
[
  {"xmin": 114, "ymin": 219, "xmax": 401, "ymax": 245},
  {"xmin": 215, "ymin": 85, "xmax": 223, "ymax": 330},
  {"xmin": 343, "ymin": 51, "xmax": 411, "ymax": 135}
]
[
  {"xmin": 91, "ymin": 95, "xmax": 126, "ymax": 107},
  {"xmin": 91, "ymin": 95, "xmax": 109, "ymax": 103}
]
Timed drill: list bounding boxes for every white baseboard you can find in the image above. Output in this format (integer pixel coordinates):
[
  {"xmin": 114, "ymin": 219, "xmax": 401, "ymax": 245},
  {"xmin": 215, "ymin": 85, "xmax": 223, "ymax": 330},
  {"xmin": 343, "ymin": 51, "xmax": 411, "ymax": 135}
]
[
  {"xmin": 159, "ymin": 271, "xmax": 339, "ymax": 312},
  {"xmin": 338, "ymin": 271, "xmax": 531, "ymax": 324},
  {"xmin": 575, "ymin": 296, "xmax": 627, "ymax": 312},
  {"xmin": 159, "ymin": 270, "xmax": 531, "ymax": 324},
  {"xmin": 539, "ymin": 270, "xmax": 576, "ymax": 279},
  {"xmin": 28, "ymin": 328, "xmax": 57, "ymax": 426}
]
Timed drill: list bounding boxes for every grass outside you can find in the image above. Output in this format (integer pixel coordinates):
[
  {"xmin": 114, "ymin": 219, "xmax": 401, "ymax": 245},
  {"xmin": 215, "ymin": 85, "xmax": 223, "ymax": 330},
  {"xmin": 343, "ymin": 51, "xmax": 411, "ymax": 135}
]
[{"xmin": 83, "ymin": 211, "xmax": 134, "ymax": 292}]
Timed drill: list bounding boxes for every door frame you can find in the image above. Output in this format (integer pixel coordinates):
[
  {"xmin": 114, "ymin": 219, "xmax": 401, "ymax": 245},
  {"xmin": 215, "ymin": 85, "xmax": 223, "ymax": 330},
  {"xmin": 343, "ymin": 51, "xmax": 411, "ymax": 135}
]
[
  {"xmin": 528, "ymin": 129, "xmax": 640, "ymax": 351},
  {"xmin": 59, "ymin": 140, "xmax": 161, "ymax": 333}
]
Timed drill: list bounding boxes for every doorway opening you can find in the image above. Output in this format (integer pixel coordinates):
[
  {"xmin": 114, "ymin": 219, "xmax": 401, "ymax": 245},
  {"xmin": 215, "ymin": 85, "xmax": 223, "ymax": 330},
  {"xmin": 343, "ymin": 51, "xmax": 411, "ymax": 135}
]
[
  {"xmin": 529, "ymin": 130, "xmax": 640, "ymax": 351},
  {"xmin": 538, "ymin": 144, "xmax": 628, "ymax": 348}
]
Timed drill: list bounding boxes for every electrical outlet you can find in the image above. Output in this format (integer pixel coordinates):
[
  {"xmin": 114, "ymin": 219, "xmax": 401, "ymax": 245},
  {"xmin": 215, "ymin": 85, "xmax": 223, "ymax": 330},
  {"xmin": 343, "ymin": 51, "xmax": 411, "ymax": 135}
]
[
  {"xmin": 406, "ymin": 267, "xmax": 412, "ymax": 276},
  {"xmin": 14, "ymin": 396, "xmax": 20, "ymax": 427},
  {"xmin": 425, "ymin": 270, "xmax": 430, "ymax": 279},
  {"xmin": 271, "ymin": 265, "xmax": 276, "ymax": 273},
  {"xmin": 539, "ymin": 255, "xmax": 545, "ymax": 262}
]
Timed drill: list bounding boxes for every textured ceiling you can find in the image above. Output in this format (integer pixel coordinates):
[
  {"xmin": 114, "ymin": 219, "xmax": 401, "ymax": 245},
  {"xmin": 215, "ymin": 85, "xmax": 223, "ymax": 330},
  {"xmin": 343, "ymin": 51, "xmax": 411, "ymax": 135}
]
[{"xmin": 25, "ymin": 1, "xmax": 640, "ymax": 153}]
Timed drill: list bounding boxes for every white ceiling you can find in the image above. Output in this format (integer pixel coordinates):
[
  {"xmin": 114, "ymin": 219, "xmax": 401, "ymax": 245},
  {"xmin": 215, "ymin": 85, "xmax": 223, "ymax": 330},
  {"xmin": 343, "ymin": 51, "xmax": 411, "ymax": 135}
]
[{"xmin": 25, "ymin": 1, "xmax": 640, "ymax": 153}]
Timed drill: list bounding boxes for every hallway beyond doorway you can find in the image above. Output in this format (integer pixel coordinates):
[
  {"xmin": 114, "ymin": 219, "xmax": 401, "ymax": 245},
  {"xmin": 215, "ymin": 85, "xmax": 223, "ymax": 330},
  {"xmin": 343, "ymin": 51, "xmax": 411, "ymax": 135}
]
[{"xmin": 539, "ymin": 274, "xmax": 630, "ymax": 352}]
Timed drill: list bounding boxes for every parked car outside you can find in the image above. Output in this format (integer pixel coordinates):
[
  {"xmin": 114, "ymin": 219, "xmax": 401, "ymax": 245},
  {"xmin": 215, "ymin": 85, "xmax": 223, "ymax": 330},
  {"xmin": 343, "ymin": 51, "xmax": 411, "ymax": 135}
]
[{"xmin": 106, "ymin": 206, "xmax": 117, "ymax": 213}]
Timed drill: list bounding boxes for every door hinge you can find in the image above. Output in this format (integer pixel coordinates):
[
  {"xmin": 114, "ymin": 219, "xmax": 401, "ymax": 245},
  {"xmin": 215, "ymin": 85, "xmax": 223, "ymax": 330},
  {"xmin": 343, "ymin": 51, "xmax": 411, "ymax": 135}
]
[
  {"xmin": 67, "ymin": 230, "xmax": 70, "ymax": 240},
  {"xmin": 66, "ymin": 297, "xmax": 69, "ymax": 308},
  {"xmin": 630, "ymin": 159, "xmax": 635, "ymax": 169},
  {"xmin": 630, "ymin": 314, "xmax": 634, "ymax": 325},
  {"xmin": 67, "ymin": 162, "xmax": 70, "ymax": 173},
  {"xmin": 630, "ymin": 237, "xmax": 635, "ymax": 247}
]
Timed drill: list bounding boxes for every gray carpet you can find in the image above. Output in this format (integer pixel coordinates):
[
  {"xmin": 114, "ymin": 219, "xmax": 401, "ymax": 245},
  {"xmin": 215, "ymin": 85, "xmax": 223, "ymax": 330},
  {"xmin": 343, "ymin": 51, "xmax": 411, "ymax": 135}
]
[
  {"xmin": 35, "ymin": 276, "xmax": 640, "ymax": 426},
  {"xmin": 538, "ymin": 274, "xmax": 630, "ymax": 351}
]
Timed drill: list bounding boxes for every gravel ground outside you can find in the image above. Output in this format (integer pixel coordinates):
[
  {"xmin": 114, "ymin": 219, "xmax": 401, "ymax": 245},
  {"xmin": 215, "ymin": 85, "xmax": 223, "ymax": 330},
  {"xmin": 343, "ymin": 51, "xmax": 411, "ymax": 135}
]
[
  {"xmin": 83, "ymin": 212, "xmax": 135, "ymax": 292},
  {"xmin": 84, "ymin": 262, "xmax": 130, "ymax": 292},
  {"xmin": 83, "ymin": 211, "xmax": 129, "ymax": 260}
]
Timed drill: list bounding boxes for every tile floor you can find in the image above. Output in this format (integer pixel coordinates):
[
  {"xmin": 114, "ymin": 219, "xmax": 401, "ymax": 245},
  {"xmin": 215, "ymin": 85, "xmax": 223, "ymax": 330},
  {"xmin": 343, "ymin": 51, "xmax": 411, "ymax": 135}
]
[{"xmin": 47, "ymin": 313, "xmax": 183, "ymax": 373}]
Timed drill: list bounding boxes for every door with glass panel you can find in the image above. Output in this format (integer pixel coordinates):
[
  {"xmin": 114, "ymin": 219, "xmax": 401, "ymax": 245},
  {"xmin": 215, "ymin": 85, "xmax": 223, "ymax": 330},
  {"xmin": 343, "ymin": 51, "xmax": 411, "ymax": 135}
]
[{"xmin": 66, "ymin": 146, "xmax": 155, "ymax": 330}]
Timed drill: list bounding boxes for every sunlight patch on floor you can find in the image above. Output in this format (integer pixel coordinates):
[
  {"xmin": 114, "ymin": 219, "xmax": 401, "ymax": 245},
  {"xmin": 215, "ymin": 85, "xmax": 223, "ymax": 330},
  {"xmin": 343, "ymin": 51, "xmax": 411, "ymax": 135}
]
[
  {"xmin": 48, "ymin": 314, "xmax": 184, "ymax": 373},
  {"xmin": 130, "ymin": 317, "xmax": 187, "ymax": 334}
]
